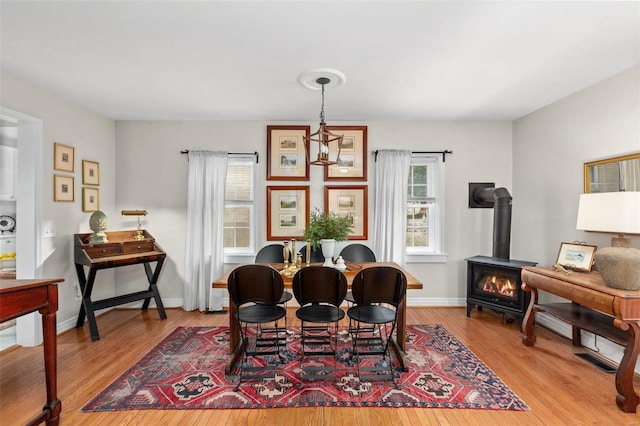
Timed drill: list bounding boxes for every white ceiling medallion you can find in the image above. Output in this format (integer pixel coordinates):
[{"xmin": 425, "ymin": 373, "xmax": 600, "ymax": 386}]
[{"xmin": 298, "ymin": 68, "xmax": 346, "ymax": 91}]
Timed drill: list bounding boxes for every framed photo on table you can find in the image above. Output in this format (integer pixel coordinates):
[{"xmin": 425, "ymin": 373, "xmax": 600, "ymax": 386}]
[
  {"xmin": 267, "ymin": 125, "xmax": 310, "ymax": 180},
  {"xmin": 556, "ymin": 242, "xmax": 597, "ymax": 272},
  {"xmin": 325, "ymin": 185, "xmax": 368, "ymax": 240},
  {"xmin": 53, "ymin": 175, "xmax": 74, "ymax": 202},
  {"xmin": 267, "ymin": 185, "xmax": 310, "ymax": 240},
  {"xmin": 54, "ymin": 142, "xmax": 75, "ymax": 172},
  {"xmin": 82, "ymin": 187, "xmax": 100, "ymax": 212},
  {"xmin": 82, "ymin": 160, "xmax": 100, "ymax": 185},
  {"xmin": 324, "ymin": 126, "xmax": 367, "ymax": 181}
]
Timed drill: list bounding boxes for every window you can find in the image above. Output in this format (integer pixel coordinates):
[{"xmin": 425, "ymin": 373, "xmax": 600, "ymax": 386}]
[
  {"xmin": 406, "ymin": 154, "xmax": 445, "ymax": 261},
  {"xmin": 224, "ymin": 155, "xmax": 256, "ymax": 258}
]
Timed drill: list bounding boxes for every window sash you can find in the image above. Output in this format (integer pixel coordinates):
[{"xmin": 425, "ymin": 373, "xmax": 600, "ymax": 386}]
[{"xmin": 224, "ymin": 155, "xmax": 256, "ymax": 255}]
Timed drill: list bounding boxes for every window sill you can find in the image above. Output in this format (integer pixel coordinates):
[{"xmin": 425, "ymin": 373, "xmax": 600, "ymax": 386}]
[{"xmin": 405, "ymin": 253, "xmax": 448, "ymax": 264}]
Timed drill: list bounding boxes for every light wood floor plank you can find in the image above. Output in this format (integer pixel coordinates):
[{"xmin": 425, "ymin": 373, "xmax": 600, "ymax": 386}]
[{"xmin": 1, "ymin": 307, "xmax": 639, "ymax": 425}]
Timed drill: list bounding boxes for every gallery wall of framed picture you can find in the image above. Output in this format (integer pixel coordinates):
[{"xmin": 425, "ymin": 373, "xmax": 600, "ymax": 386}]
[
  {"xmin": 52, "ymin": 141, "xmax": 102, "ymax": 211},
  {"xmin": 264, "ymin": 125, "xmax": 369, "ymax": 241}
]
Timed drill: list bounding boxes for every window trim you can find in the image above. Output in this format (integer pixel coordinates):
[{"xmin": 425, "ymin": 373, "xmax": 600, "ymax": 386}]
[
  {"xmin": 405, "ymin": 153, "xmax": 446, "ymax": 263},
  {"xmin": 224, "ymin": 154, "xmax": 257, "ymax": 263}
]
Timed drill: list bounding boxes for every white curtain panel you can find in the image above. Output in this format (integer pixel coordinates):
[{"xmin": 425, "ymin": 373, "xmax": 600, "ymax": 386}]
[
  {"xmin": 620, "ymin": 158, "xmax": 640, "ymax": 191},
  {"xmin": 184, "ymin": 151, "xmax": 228, "ymax": 312},
  {"xmin": 373, "ymin": 149, "xmax": 411, "ymax": 266}
]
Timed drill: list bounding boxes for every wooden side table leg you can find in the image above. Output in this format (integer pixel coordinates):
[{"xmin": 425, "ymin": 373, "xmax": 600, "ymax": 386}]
[
  {"xmin": 521, "ymin": 283, "xmax": 537, "ymax": 346},
  {"xmin": 43, "ymin": 285, "xmax": 61, "ymax": 426},
  {"xmin": 614, "ymin": 319, "xmax": 640, "ymax": 413}
]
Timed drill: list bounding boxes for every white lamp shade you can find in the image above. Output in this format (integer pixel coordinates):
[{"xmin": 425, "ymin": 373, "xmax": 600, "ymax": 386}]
[{"xmin": 576, "ymin": 192, "xmax": 640, "ymax": 234}]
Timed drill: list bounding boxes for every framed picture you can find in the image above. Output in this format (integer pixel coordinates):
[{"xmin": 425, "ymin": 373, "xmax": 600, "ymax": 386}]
[
  {"xmin": 324, "ymin": 126, "xmax": 367, "ymax": 181},
  {"xmin": 267, "ymin": 125, "xmax": 310, "ymax": 180},
  {"xmin": 53, "ymin": 174, "xmax": 74, "ymax": 202},
  {"xmin": 54, "ymin": 142, "xmax": 75, "ymax": 172},
  {"xmin": 324, "ymin": 185, "xmax": 368, "ymax": 240},
  {"xmin": 267, "ymin": 185, "xmax": 309, "ymax": 240},
  {"xmin": 82, "ymin": 187, "xmax": 100, "ymax": 212},
  {"xmin": 82, "ymin": 160, "xmax": 100, "ymax": 185},
  {"xmin": 556, "ymin": 242, "xmax": 597, "ymax": 272}
]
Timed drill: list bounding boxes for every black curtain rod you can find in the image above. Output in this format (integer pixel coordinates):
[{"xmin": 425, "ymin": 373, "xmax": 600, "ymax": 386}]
[
  {"xmin": 180, "ymin": 150, "xmax": 259, "ymax": 163},
  {"xmin": 373, "ymin": 149, "xmax": 453, "ymax": 162}
]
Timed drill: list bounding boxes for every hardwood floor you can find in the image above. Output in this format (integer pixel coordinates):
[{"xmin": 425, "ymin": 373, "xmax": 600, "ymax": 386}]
[{"xmin": 1, "ymin": 307, "xmax": 639, "ymax": 425}]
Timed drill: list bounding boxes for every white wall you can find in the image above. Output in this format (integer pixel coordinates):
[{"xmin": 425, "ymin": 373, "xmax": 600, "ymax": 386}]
[
  {"xmin": 513, "ymin": 64, "xmax": 639, "ymax": 271},
  {"xmin": 0, "ymin": 71, "xmax": 117, "ymax": 329},
  {"xmin": 115, "ymin": 120, "xmax": 513, "ymax": 307}
]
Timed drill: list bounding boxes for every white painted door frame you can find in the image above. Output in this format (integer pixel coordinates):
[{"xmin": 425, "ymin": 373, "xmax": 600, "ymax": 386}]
[{"xmin": 1, "ymin": 106, "xmax": 44, "ymax": 347}]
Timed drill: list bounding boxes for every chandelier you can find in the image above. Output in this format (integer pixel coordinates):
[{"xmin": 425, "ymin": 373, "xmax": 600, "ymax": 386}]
[{"xmin": 304, "ymin": 77, "xmax": 344, "ymax": 166}]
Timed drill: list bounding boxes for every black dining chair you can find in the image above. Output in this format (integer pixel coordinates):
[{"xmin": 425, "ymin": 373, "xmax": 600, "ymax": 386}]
[
  {"xmin": 339, "ymin": 244, "xmax": 377, "ymax": 306},
  {"xmin": 292, "ymin": 266, "xmax": 348, "ymax": 382},
  {"xmin": 255, "ymin": 244, "xmax": 293, "ymax": 309},
  {"xmin": 347, "ymin": 266, "xmax": 406, "ymax": 386},
  {"xmin": 227, "ymin": 264, "xmax": 287, "ymax": 390},
  {"xmin": 299, "ymin": 245, "xmax": 325, "ymax": 263}
]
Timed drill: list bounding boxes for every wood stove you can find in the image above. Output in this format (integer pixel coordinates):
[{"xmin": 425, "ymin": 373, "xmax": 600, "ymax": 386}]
[
  {"xmin": 466, "ymin": 255, "xmax": 536, "ymax": 318},
  {"xmin": 466, "ymin": 184, "xmax": 537, "ymax": 319}
]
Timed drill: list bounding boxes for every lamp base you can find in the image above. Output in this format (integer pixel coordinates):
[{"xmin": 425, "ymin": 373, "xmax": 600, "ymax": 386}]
[
  {"xmin": 594, "ymin": 247, "xmax": 640, "ymax": 290},
  {"xmin": 611, "ymin": 234, "xmax": 632, "ymax": 248}
]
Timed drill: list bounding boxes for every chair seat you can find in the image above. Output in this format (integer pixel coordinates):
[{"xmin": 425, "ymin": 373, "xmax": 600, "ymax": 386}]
[
  {"xmin": 347, "ymin": 305, "xmax": 396, "ymax": 325},
  {"xmin": 296, "ymin": 304, "xmax": 345, "ymax": 323},
  {"xmin": 238, "ymin": 304, "xmax": 286, "ymax": 324},
  {"xmin": 279, "ymin": 291, "xmax": 293, "ymax": 304}
]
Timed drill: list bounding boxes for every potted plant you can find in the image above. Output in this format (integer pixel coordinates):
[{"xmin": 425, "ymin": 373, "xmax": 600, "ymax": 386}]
[{"xmin": 303, "ymin": 208, "xmax": 354, "ymax": 267}]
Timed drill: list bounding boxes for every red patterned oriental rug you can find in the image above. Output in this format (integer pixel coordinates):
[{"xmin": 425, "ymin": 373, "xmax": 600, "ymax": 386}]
[{"xmin": 81, "ymin": 324, "xmax": 529, "ymax": 411}]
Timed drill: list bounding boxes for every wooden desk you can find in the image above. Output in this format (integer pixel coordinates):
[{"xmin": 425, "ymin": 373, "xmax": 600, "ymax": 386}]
[
  {"xmin": 521, "ymin": 266, "xmax": 640, "ymax": 413},
  {"xmin": 0, "ymin": 278, "xmax": 64, "ymax": 425},
  {"xmin": 74, "ymin": 230, "xmax": 167, "ymax": 341},
  {"xmin": 213, "ymin": 261, "xmax": 423, "ymax": 375}
]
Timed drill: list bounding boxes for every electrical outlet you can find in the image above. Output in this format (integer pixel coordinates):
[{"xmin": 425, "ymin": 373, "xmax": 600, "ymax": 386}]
[{"xmin": 43, "ymin": 224, "xmax": 56, "ymax": 239}]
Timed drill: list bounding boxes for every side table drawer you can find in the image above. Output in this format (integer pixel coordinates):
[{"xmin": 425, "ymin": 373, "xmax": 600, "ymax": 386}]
[
  {"xmin": 122, "ymin": 241, "xmax": 155, "ymax": 254},
  {"xmin": 85, "ymin": 245, "xmax": 122, "ymax": 258}
]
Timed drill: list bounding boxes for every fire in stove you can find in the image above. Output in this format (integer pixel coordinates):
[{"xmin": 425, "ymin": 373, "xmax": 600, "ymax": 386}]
[{"xmin": 481, "ymin": 275, "xmax": 516, "ymax": 298}]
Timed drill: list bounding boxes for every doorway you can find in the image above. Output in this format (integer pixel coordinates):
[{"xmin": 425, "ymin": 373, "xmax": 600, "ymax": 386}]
[{"xmin": 0, "ymin": 106, "xmax": 44, "ymax": 348}]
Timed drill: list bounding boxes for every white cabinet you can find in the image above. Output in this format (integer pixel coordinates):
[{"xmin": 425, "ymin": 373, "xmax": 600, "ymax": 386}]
[{"xmin": 0, "ymin": 145, "xmax": 17, "ymax": 201}]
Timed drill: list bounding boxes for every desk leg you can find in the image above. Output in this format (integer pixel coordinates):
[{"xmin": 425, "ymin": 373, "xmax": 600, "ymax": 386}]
[
  {"xmin": 390, "ymin": 293, "xmax": 409, "ymax": 372},
  {"xmin": 521, "ymin": 283, "xmax": 537, "ymax": 346},
  {"xmin": 614, "ymin": 319, "xmax": 640, "ymax": 413},
  {"xmin": 142, "ymin": 259, "xmax": 167, "ymax": 320},
  {"xmin": 224, "ymin": 301, "xmax": 242, "ymax": 375},
  {"xmin": 77, "ymin": 268, "xmax": 100, "ymax": 341}
]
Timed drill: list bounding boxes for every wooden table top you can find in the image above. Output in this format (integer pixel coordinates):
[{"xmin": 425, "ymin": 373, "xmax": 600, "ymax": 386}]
[{"xmin": 213, "ymin": 261, "xmax": 423, "ymax": 289}]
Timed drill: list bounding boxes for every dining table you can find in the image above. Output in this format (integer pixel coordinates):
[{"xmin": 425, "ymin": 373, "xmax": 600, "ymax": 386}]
[{"xmin": 212, "ymin": 261, "xmax": 423, "ymax": 375}]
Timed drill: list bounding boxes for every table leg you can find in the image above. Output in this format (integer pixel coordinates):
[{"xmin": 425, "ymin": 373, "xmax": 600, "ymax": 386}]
[
  {"xmin": 224, "ymin": 301, "xmax": 241, "ymax": 375},
  {"xmin": 390, "ymin": 292, "xmax": 410, "ymax": 372},
  {"xmin": 614, "ymin": 319, "xmax": 640, "ymax": 413},
  {"xmin": 521, "ymin": 283, "xmax": 537, "ymax": 346}
]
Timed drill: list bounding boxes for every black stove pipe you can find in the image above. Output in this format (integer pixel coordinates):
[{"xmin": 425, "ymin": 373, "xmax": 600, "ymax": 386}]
[{"xmin": 472, "ymin": 187, "xmax": 512, "ymax": 260}]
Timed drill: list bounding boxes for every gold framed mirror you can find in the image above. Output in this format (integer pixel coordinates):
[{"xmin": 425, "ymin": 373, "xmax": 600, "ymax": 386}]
[{"xmin": 584, "ymin": 152, "xmax": 640, "ymax": 193}]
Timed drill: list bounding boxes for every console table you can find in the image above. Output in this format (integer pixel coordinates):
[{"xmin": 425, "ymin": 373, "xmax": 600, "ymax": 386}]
[
  {"xmin": 74, "ymin": 230, "xmax": 167, "ymax": 341},
  {"xmin": 0, "ymin": 278, "xmax": 64, "ymax": 425},
  {"xmin": 521, "ymin": 266, "xmax": 640, "ymax": 413}
]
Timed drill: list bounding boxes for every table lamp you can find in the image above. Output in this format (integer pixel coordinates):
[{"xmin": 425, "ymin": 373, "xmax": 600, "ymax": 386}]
[
  {"xmin": 121, "ymin": 209, "xmax": 148, "ymax": 241},
  {"xmin": 576, "ymin": 192, "xmax": 640, "ymax": 290}
]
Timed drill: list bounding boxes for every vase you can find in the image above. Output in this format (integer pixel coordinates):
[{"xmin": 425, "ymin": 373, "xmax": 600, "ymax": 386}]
[{"xmin": 320, "ymin": 239, "xmax": 336, "ymax": 267}]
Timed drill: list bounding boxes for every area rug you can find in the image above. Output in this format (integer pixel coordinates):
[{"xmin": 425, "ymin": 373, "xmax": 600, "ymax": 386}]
[{"xmin": 81, "ymin": 324, "xmax": 529, "ymax": 411}]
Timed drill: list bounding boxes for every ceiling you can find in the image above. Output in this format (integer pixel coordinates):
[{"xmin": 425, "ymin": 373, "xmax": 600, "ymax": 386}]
[{"xmin": 1, "ymin": 1, "xmax": 638, "ymax": 122}]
